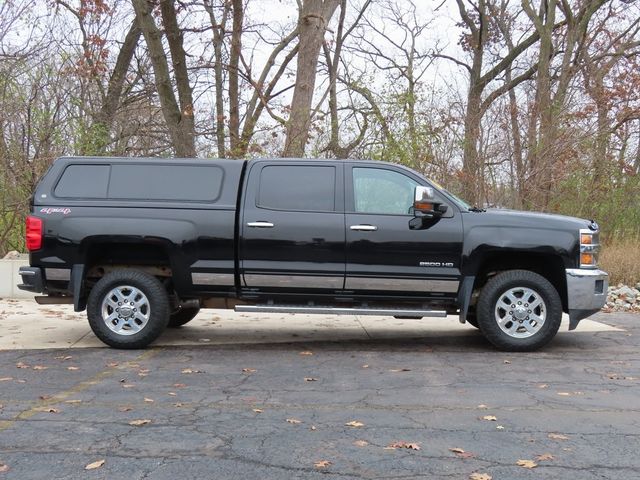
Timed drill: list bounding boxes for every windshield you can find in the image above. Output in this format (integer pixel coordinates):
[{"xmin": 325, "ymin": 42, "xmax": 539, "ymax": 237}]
[
  {"xmin": 439, "ymin": 186, "xmax": 472, "ymax": 210},
  {"xmin": 426, "ymin": 178, "xmax": 472, "ymax": 210}
]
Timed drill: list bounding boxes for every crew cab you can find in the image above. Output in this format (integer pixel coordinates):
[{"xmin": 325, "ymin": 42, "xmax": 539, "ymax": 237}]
[{"xmin": 18, "ymin": 157, "xmax": 608, "ymax": 351}]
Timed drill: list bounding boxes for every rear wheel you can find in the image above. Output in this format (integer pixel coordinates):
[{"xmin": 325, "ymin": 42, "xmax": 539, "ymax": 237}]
[
  {"xmin": 87, "ymin": 269, "xmax": 170, "ymax": 349},
  {"xmin": 168, "ymin": 306, "xmax": 200, "ymax": 328},
  {"xmin": 476, "ymin": 270, "xmax": 562, "ymax": 351}
]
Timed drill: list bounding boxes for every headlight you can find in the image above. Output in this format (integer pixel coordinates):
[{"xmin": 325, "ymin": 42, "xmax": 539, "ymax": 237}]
[{"xmin": 579, "ymin": 229, "xmax": 600, "ymax": 268}]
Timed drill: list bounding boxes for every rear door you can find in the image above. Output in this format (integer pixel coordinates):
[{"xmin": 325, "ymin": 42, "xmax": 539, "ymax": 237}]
[
  {"xmin": 345, "ymin": 164, "xmax": 463, "ymax": 296},
  {"xmin": 239, "ymin": 161, "xmax": 345, "ymax": 292}
]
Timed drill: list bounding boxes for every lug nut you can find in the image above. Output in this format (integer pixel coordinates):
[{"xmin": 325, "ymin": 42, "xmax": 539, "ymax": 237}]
[
  {"xmin": 518, "ymin": 301, "xmax": 522, "ymax": 305},
  {"xmin": 509, "ymin": 311, "xmax": 513, "ymax": 315},
  {"xmin": 528, "ymin": 310, "xmax": 532, "ymax": 313},
  {"xmin": 116, "ymin": 308, "xmax": 119, "ymax": 311},
  {"xmin": 118, "ymin": 302, "xmax": 122, "ymax": 306}
]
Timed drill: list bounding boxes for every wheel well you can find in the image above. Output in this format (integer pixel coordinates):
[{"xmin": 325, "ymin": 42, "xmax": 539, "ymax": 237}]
[
  {"xmin": 83, "ymin": 242, "xmax": 173, "ymax": 281},
  {"xmin": 472, "ymin": 252, "xmax": 568, "ymax": 311}
]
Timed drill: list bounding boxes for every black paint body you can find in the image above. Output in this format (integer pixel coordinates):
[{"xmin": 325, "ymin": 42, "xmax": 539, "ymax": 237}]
[{"xmin": 26, "ymin": 157, "xmax": 592, "ymax": 312}]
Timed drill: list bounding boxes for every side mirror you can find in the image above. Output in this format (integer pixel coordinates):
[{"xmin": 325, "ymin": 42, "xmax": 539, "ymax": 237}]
[{"xmin": 413, "ymin": 186, "xmax": 447, "ymax": 219}]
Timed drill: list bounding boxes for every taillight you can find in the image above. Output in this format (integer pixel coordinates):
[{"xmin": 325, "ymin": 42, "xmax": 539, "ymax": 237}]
[{"xmin": 26, "ymin": 216, "xmax": 43, "ymax": 251}]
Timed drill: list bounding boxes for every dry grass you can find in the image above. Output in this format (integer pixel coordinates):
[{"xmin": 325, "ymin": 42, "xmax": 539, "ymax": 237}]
[{"xmin": 600, "ymin": 240, "xmax": 640, "ymax": 286}]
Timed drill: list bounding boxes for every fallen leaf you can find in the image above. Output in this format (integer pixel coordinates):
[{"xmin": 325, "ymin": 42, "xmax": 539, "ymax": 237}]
[
  {"xmin": 84, "ymin": 459, "xmax": 105, "ymax": 470},
  {"xmin": 0, "ymin": 378, "xmax": 13, "ymax": 382},
  {"xmin": 496, "ymin": 425, "xmax": 505, "ymax": 430},
  {"xmin": 67, "ymin": 366, "xmax": 79, "ymax": 371},
  {"xmin": 286, "ymin": 418, "xmax": 302, "ymax": 424},
  {"xmin": 118, "ymin": 406, "xmax": 133, "ymax": 412},
  {"xmin": 304, "ymin": 377, "xmax": 317, "ymax": 382},
  {"xmin": 168, "ymin": 392, "xmax": 177, "ymax": 396},
  {"xmin": 477, "ymin": 404, "xmax": 488, "ymax": 409},
  {"xmin": 252, "ymin": 409, "xmax": 263, "ymax": 413},
  {"xmin": 129, "ymin": 419, "xmax": 151, "ymax": 426},
  {"xmin": 35, "ymin": 407, "xmax": 59, "ymax": 413},
  {"xmin": 299, "ymin": 351, "xmax": 313, "ymax": 356},
  {"xmin": 0, "ymin": 463, "xmax": 8, "ymax": 473},
  {"xmin": 557, "ymin": 392, "xmax": 571, "ymax": 396},
  {"xmin": 173, "ymin": 383, "xmax": 186, "ymax": 388},
  {"xmin": 16, "ymin": 362, "xmax": 29, "ymax": 369},
  {"xmin": 345, "ymin": 420, "xmax": 364, "ymax": 428},
  {"xmin": 389, "ymin": 368, "xmax": 411, "ymax": 372},
  {"xmin": 242, "ymin": 368, "xmax": 256, "ymax": 373},
  {"xmin": 55, "ymin": 355, "xmax": 73, "ymax": 361},
  {"xmin": 482, "ymin": 415, "xmax": 497, "ymax": 421},
  {"xmin": 450, "ymin": 447, "xmax": 475, "ymax": 458},
  {"xmin": 536, "ymin": 453, "xmax": 554, "ymax": 461},
  {"xmin": 503, "ymin": 360, "xmax": 511, "ymax": 364},
  {"xmin": 354, "ymin": 440, "xmax": 369, "ymax": 447},
  {"xmin": 310, "ymin": 425, "xmax": 317, "ymax": 431},
  {"xmin": 181, "ymin": 368, "xmax": 202, "ymax": 374},
  {"xmin": 65, "ymin": 399, "xmax": 82, "ymax": 404},
  {"xmin": 361, "ymin": 364, "xmax": 369, "ymax": 368},
  {"xmin": 387, "ymin": 441, "xmax": 421, "ymax": 450},
  {"xmin": 144, "ymin": 398, "xmax": 154, "ymax": 403},
  {"xmin": 106, "ymin": 362, "xmax": 119, "ymax": 367},
  {"xmin": 538, "ymin": 384, "xmax": 548, "ymax": 389},
  {"xmin": 469, "ymin": 473, "xmax": 492, "ymax": 480},
  {"xmin": 173, "ymin": 403, "xmax": 183, "ymax": 407},
  {"xmin": 548, "ymin": 433, "xmax": 569, "ymax": 440},
  {"xmin": 39, "ymin": 395, "xmax": 52, "ymax": 400},
  {"xmin": 516, "ymin": 459, "xmax": 537, "ymax": 469},
  {"xmin": 314, "ymin": 460, "xmax": 331, "ymax": 469},
  {"xmin": 121, "ymin": 384, "xmax": 135, "ymax": 389}
]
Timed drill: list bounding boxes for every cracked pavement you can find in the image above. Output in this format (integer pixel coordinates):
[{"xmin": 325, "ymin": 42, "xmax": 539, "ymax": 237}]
[{"xmin": 0, "ymin": 311, "xmax": 639, "ymax": 479}]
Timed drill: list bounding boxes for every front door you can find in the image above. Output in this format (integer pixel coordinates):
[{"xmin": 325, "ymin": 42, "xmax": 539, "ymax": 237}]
[
  {"xmin": 345, "ymin": 164, "xmax": 463, "ymax": 296},
  {"xmin": 240, "ymin": 161, "xmax": 345, "ymax": 292}
]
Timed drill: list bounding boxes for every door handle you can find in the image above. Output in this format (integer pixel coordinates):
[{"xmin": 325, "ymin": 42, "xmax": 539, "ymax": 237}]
[
  {"xmin": 247, "ymin": 221, "xmax": 274, "ymax": 228},
  {"xmin": 350, "ymin": 224, "xmax": 378, "ymax": 231}
]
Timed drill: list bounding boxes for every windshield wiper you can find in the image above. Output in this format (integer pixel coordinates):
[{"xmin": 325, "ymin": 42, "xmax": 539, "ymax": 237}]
[{"xmin": 469, "ymin": 206, "xmax": 486, "ymax": 212}]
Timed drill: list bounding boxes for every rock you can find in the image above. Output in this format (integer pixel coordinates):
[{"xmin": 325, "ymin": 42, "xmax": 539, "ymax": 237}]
[{"xmin": 2, "ymin": 251, "xmax": 21, "ymax": 259}]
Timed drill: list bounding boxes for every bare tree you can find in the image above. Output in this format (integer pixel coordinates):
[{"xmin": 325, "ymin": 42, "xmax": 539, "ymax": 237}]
[
  {"xmin": 132, "ymin": 0, "xmax": 196, "ymax": 157},
  {"xmin": 283, "ymin": 0, "xmax": 341, "ymax": 157}
]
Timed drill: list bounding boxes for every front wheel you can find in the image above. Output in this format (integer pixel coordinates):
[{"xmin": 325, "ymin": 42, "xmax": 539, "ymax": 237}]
[
  {"xmin": 87, "ymin": 269, "xmax": 170, "ymax": 349},
  {"xmin": 476, "ymin": 270, "xmax": 562, "ymax": 351}
]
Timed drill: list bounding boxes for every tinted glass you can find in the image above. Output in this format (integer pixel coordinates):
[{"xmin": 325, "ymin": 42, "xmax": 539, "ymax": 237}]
[
  {"xmin": 258, "ymin": 165, "xmax": 335, "ymax": 211},
  {"xmin": 55, "ymin": 164, "xmax": 110, "ymax": 198},
  {"xmin": 353, "ymin": 167, "xmax": 418, "ymax": 215},
  {"xmin": 108, "ymin": 165, "xmax": 223, "ymax": 201}
]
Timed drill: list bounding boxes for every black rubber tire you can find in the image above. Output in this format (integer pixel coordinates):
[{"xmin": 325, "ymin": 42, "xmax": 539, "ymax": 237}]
[
  {"xmin": 476, "ymin": 270, "xmax": 562, "ymax": 352},
  {"xmin": 87, "ymin": 269, "xmax": 170, "ymax": 349},
  {"xmin": 168, "ymin": 306, "xmax": 200, "ymax": 328}
]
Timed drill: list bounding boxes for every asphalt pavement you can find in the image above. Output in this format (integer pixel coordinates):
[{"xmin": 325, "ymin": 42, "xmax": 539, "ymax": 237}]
[{"xmin": 0, "ymin": 301, "xmax": 638, "ymax": 479}]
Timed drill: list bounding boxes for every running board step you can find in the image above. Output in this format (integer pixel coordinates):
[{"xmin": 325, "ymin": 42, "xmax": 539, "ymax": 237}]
[{"xmin": 234, "ymin": 305, "xmax": 447, "ymax": 317}]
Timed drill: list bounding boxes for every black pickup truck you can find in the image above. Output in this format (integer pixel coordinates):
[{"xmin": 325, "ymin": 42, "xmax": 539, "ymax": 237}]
[{"xmin": 18, "ymin": 157, "xmax": 608, "ymax": 351}]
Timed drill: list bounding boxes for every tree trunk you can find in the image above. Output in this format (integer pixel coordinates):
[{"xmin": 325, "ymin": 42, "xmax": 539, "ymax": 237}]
[
  {"xmin": 282, "ymin": 0, "xmax": 340, "ymax": 158},
  {"xmin": 228, "ymin": 0, "xmax": 243, "ymax": 158},
  {"xmin": 88, "ymin": 20, "xmax": 141, "ymax": 155},
  {"xmin": 132, "ymin": 0, "xmax": 196, "ymax": 157}
]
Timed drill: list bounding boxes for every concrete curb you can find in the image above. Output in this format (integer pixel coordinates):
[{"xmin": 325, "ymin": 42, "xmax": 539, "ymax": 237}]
[{"xmin": 0, "ymin": 255, "xmax": 33, "ymax": 299}]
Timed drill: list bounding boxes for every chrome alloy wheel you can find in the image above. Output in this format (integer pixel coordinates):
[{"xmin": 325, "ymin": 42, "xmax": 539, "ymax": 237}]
[
  {"xmin": 494, "ymin": 286, "xmax": 546, "ymax": 339},
  {"xmin": 100, "ymin": 285, "xmax": 150, "ymax": 335}
]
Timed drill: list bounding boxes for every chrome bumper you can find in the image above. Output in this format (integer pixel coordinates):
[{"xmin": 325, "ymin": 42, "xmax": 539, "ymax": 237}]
[{"xmin": 565, "ymin": 268, "xmax": 608, "ymax": 330}]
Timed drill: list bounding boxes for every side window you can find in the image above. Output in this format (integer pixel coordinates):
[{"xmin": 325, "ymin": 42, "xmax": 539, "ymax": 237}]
[
  {"xmin": 353, "ymin": 167, "xmax": 418, "ymax": 215},
  {"xmin": 108, "ymin": 165, "xmax": 223, "ymax": 201},
  {"xmin": 258, "ymin": 165, "xmax": 335, "ymax": 212},
  {"xmin": 54, "ymin": 165, "xmax": 110, "ymax": 198}
]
